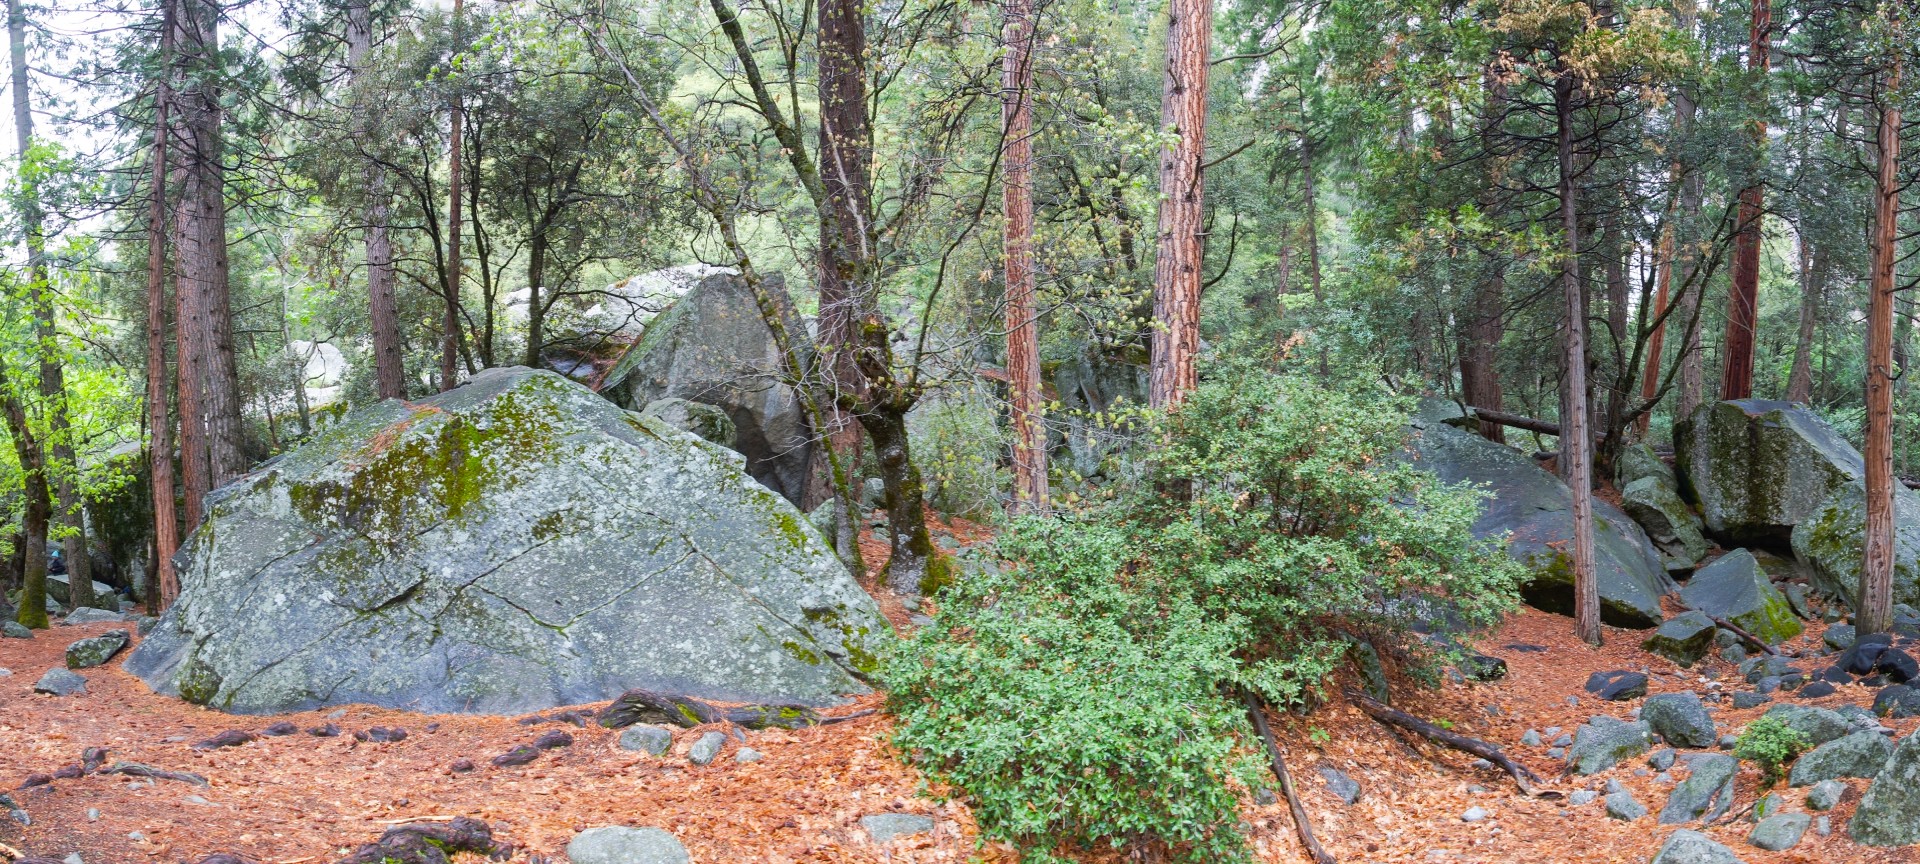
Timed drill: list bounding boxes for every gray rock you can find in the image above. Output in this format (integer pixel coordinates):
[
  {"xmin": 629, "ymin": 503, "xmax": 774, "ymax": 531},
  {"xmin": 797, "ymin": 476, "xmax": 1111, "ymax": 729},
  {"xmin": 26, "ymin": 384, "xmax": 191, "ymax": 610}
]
[
  {"xmin": 1731, "ymin": 692, "xmax": 1770, "ymax": 709},
  {"xmin": 1606, "ymin": 778, "xmax": 1627, "ymax": 794},
  {"xmin": 1643, "ymin": 692, "xmax": 1717, "ymax": 748},
  {"xmin": 639, "ymin": 398, "xmax": 736, "ymax": 449},
  {"xmin": 1793, "ymin": 477, "xmax": 1920, "ymax": 611},
  {"xmin": 1659, "ymin": 754, "xmax": 1740, "ymax": 824},
  {"xmin": 1585, "ymin": 670, "xmax": 1648, "ymax": 701},
  {"xmin": 565, "ymin": 826, "xmax": 690, "ymax": 864},
  {"xmin": 734, "ymin": 747, "xmax": 763, "ymax": 763},
  {"xmin": 1751, "ymin": 792, "xmax": 1784, "ymax": 820},
  {"xmin": 1568, "ymin": 790, "xmax": 1598, "ymax": 805},
  {"xmin": 1567, "ymin": 717, "xmax": 1652, "ymax": 775},
  {"xmin": 1316, "ymin": 766, "xmax": 1361, "ymax": 804},
  {"xmin": 1643, "ymin": 612, "xmax": 1718, "ymax": 667},
  {"xmin": 861, "ymin": 813, "xmax": 934, "ymax": 844},
  {"xmin": 123, "ymin": 368, "xmax": 886, "ymax": 715},
  {"xmin": 1851, "ymin": 731, "xmax": 1920, "ymax": 845},
  {"xmin": 1676, "ymin": 399, "xmax": 1861, "ymax": 543},
  {"xmin": 1547, "ymin": 747, "xmax": 1565, "ymax": 759},
  {"xmin": 1874, "ymin": 684, "xmax": 1920, "ymax": 718},
  {"xmin": 1622, "ymin": 475, "xmax": 1711, "ymax": 571},
  {"xmin": 32, "ymin": 668, "xmax": 86, "ymax": 696},
  {"xmin": 1407, "ymin": 406, "xmax": 1668, "ymax": 627},
  {"xmin": 1604, "ymin": 790, "xmax": 1646, "ymax": 820},
  {"xmin": 2, "ymin": 621, "xmax": 31, "ymax": 639},
  {"xmin": 1784, "ymin": 583, "xmax": 1815, "ymax": 620},
  {"xmin": 1721, "ymin": 645, "xmax": 1749, "ymax": 665},
  {"xmin": 1816, "ymin": 815, "xmax": 1831, "ymax": 836},
  {"xmin": 64, "ymin": 630, "xmax": 129, "ymax": 670},
  {"xmin": 1650, "ymin": 828, "xmax": 1746, "ymax": 864},
  {"xmin": 1649, "ymin": 749, "xmax": 1677, "ymax": 771},
  {"xmin": 1680, "ymin": 551, "xmax": 1803, "ymax": 645},
  {"xmin": 47, "ymin": 576, "xmax": 114, "ymax": 608},
  {"xmin": 617, "ymin": 726, "xmax": 673, "ymax": 757},
  {"xmin": 1553, "ymin": 733, "xmax": 1574, "ymax": 747},
  {"xmin": 61, "ymin": 607, "xmax": 126, "ymax": 626},
  {"xmin": 1762, "ymin": 704, "xmax": 1851, "ymax": 747},
  {"xmin": 135, "ymin": 616, "xmax": 159, "ymax": 636},
  {"xmin": 599, "ymin": 271, "xmax": 818, "ymax": 505},
  {"xmin": 687, "ymin": 731, "xmax": 726, "ymax": 766},
  {"xmin": 1788, "ymin": 730, "xmax": 1894, "ymax": 786},
  {"xmin": 1617, "ymin": 442, "xmax": 1678, "ymax": 489},
  {"xmin": 1461, "ymin": 806, "xmax": 1488, "ymax": 822},
  {"xmin": 1521, "ymin": 730, "xmax": 1542, "ymax": 747},
  {"xmin": 1805, "ymin": 779, "xmax": 1846, "ymax": 811},
  {"xmin": 1748, "ymin": 813, "xmax": 1810, "ymax": 851}
]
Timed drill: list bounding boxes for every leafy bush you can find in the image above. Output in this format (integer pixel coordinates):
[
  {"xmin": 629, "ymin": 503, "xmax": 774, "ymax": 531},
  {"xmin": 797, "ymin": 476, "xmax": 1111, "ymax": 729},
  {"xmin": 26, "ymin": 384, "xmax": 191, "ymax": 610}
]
[
  {"xmin": 1734, "ymin": 716, "xmax": 1812, "ymax": 786},
  {"xmin": 908, "ymin": 387, "xmax": 1008, "ymax": 520},
  {"xmin": 884, "ymin": 366, "xmax": 1525, "ymax": 862}
]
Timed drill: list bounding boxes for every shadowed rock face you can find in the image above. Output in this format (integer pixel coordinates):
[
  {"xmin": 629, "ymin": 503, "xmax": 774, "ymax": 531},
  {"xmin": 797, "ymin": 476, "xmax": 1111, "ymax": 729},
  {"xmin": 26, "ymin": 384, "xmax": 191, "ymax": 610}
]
[
  {"xmin": 125, "ymin": 367, "xmax": 885, "ymax": 716},
  {"xmin": 1407, "ymin": 404, "xmax": 1669, "ymax": 628}
]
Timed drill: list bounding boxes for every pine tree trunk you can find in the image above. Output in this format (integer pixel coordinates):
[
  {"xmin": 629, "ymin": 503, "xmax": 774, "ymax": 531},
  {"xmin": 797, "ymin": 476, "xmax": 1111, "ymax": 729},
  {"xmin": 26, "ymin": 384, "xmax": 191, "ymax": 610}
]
[
  {"xmin": 816, "ymin": 0, "xmax": 872, "ymax": 505},
  {"xmin": 441, "ymin": 0, "xmax": 465, "ymax": 392},
  {"xmin": 1785, "ymin": 233, "xmax": 1820, "ymax": 403},
  {"xmin": 1637, "ymin": 216, "xmax": 1672, "ymax": 437},
  {"xmin": 1672, "ymin": 0, "xmax": 1707, "ymax": 423},
  {"xmin": 347, "ymin": 0, "xmax": 405, "ymax": 400},
  {"xmin": 1557, "ymin": 72, "xmax": 1601, "ymax": 647},
  {"xmin": 1148, "ymin": 0, "xmax": 1211, "ymax": 409},
  {"xmin": 1001, "ymin": 0, "xmax": 1046, "ymax": 512},
  {"xmin": 1860, "ymin": 84, "xmax": 1901, "ymax": 637},
  {"xmin": 525, "ymin": 235, "xmax": 547, "ymax": 368},
  {"xmin": 1719, "ymin": 0, "xmax": 1770, "ymax": 401},
  {"xmin": 145, "ymin": 0, "xmax": 180, "ymax": 607},
  {"xmin": 0, "ymin": 359, "xmax": 50, "ymax": 629},
  {"xmin": 1461, "ymin": 66, "xmax": 1506, "ymax": 443}
]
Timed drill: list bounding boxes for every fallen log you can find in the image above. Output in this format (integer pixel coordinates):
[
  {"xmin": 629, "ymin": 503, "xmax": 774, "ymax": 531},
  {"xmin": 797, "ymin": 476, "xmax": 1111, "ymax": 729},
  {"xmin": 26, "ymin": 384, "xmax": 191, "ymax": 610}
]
[
  {"xmin": 1242, "ymin": 688, "xmax": 1334, "ymax": 864},
  {"xmin": 100, "ymin": 761, "xmax": 208, "ymax": 787},
  {"xmin": 1345, "ymin": 689, "xmax": 1551, "ymax": 798},
  {"xmin": 1464, "ymin": 407, "xmax": 1566, "ymax": 438}
]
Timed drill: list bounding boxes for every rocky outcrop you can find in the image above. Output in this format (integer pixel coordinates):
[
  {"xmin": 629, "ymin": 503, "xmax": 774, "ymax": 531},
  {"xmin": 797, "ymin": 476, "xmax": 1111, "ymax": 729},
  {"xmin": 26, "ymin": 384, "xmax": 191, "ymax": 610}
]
[
  {"xmin": 1851, "ymin": 732, "xmax": 1920, "ymax": 846},
  {"xmin": 1621, "ymin": 477, "xmax": 1710, "ymax": 571},
  {"xmin": 125, "ymin": 368, "xmax": 885, "ymax": 715},
  {"xmin": 1791, "ymin": 479, "xmax": 1920, "ymax": 611},
  {"xmin": 1407, "ymin": 406, "xmax": 1669, "ymax": 627},
  {"xmin": 597, "ymin": 271, "xmax": 816, "ymax": 506},
  {"xmin": 1679, "ymin": 551, "xmax": 1802, "ymax": 645},
  {"xmin": 1675, "ymin": 400, "xmax": 1862, "ymax": 543}
]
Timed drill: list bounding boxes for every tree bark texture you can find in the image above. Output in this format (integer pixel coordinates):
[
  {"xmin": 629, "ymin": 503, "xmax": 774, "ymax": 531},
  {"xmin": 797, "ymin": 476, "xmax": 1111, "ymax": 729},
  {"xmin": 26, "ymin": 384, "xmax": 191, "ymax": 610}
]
[
  {"xmin": 1556, "ymin": 73, "xmax": 1601, "ymax": 647},
  {"xmin": 1461, "ymin": 65, "xmax": 1507, "ymax": 443},
  {"xmin": 440, "ymin": 0, "xmax": 466, "ymax": 392},
  {"xmin": 1148, "ymin": 0, "xmax": 1211, "ymax": 409},
  {"xmin": 1672, "ymin": 0, "xmax": 1707, "ymax": 422},
  {"xmin": 145, "ymin": 0, "xmax": 180, "ymax": 606},
  {"xmin": 1718, "ymin": 0, "xmax": 1769, "ymax": 401},
  {"xmin": 1001, "ymin": 0, "xmax": 1046, "ymax": 512},
  {"xmin": 816, "ymin": 0, "xmax": 874, "ymax": 478},
  {"xmin": 347, "ymin": 0, "xmax": 406, "ymax": 401},
  {"xmin": 1785, "ymin": 231, "xmax": 1821, "ymax": 403},
  {"xmin": 1861, "ymin": 84, "xmax": 1900, "ymax": 636}
]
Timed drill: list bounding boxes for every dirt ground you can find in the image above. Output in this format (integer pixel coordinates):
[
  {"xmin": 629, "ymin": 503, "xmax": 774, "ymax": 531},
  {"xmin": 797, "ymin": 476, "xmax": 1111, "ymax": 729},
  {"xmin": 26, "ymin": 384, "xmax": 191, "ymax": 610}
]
[{"xmin": 3, "ymin": 590, "xmax": 1917, "ymax": 863}]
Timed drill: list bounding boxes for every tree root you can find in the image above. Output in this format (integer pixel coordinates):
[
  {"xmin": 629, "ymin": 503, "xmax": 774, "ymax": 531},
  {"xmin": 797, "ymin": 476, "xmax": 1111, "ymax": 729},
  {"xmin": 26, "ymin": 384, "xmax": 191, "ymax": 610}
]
[
  {"xmin": 1344, "ymin": 689, "xmax": 1554, "ymax": 798},
  {"xmin": 1242, "ymin": 688, "xmax": 1334, "ymax": 864},
  {"xmin": 333, "ymin": 816, "xmax": 507, "ymax": 864},
  {"xmin": 599, "ymin": 688, "xmax": 826, "ymax": 730}
]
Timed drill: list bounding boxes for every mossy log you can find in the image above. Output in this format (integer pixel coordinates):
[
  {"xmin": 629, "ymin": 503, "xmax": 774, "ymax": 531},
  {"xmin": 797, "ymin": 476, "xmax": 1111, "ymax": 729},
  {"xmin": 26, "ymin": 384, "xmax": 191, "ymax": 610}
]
[{"xmin": 598, "ymin": 688, "xmax": 826, "ymax": 729}]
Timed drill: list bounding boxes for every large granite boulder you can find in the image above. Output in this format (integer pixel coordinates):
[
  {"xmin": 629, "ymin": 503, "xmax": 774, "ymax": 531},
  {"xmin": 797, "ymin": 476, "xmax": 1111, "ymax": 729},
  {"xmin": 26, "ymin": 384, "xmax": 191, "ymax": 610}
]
[
  {"xmin": 125, "ymin": 368, "xmax": 885, "ymax": 715},
  {"xmin": 597, "ymin": 271, "xmax": 817, "ymax": 506},
  {"xmin": 1851, "ymin": 732, "xmax": 1920, "ymax": 846},
  {"xmin": 1621, "ymin": 477, "xmax": 1711, "ymax": 571},
  {"xmin": 1792, "ymin": 479, "xmax": 1920, "ymax": 611},
  {"xmin": 1679, "ymin": 550, "xmax": 1802, "ymax": 645},
  {"xmin": 1408, "ymin": 406, "xmax": 1669, "ymax": 627},
  {"xmin": 1675, "ymin": 400, "xmax": 1861, "ymax": 543},
  {"xmin": 46, "ymin": 574, "xmax": 113, "ymax": 607}
]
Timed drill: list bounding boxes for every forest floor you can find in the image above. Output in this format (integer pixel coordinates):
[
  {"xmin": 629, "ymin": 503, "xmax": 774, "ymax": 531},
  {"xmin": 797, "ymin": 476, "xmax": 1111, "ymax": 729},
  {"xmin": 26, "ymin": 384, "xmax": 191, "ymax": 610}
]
[{"xmin": 2, "ymin": 529, "xmax": 1916, "ymax": 863}]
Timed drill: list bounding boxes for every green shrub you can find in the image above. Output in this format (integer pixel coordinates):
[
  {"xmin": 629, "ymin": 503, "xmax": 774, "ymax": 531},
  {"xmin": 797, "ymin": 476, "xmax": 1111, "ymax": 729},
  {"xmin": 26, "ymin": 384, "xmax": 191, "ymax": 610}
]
[
  {"xmin": 1734, "ymin": 716, "xmax": 1812, "ymax": 786},
  {"xmin": 908, "ymin": 387, "xmax": 1007, "ymax": 520},
  {"xmin": 883, "ymin": 366, "xmax": 1525, "ymax": 862}
]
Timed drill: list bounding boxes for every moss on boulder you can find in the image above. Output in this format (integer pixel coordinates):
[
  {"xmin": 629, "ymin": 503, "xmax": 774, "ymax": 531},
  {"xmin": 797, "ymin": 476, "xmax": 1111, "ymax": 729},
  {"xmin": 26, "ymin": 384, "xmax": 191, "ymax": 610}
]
[{"xmin": 1675, "ymin": 400, "xmax": 1862, "ymax": 544}]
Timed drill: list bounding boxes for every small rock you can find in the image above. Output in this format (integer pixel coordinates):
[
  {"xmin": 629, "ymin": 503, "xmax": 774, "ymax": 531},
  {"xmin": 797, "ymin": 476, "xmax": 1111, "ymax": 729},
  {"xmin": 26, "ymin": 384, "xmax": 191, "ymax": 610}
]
[
  {"xmin": 1730, "ymin": 691, "xmax": 1770, "ymax": 709},
  {"xmin": 306, "ymin": 724, "xmax": 340, "ymax": 737},
  {"xmin": 1643, "ymin": 692, "xmax": 1717, "ymax": 748},
  {"xmin": 1461, "ymin": 806, "xmax": 1489, "ymax": 823},
  {"xmin": 1805, "ymin": 779, "xmax": 1846, "ymax": 811},
  {"xmin": 259, "ymin": 722, "xmax": 298, "ymax": 737},
  {"xmin": 1521, "ymin": 730, "xmax": 1542, "ymax": 747},
  {"xmin": 1584, "ymin": 670, "xmax": 1649, "ymax": 701},
  {"xmin": 1763, "ymin": 704, "xmax": 1852, "ymax": 746},
  {"xmin": 566, "ymin": 826, "xmax": 690, "ymax": 864},
  {"xmin": 1718, "ymin": 734, "xmax": 1738, "ymax": 749},
  {"xmin": 1553, "ymin": 733, "xmax": 1574, "ymax": 747},
  {"xmin": 1604, "ymin": 791, "xmax": 1646, "ymax": 821},
  {"xmin": 1751, "ymin": 792, "xmax": 1784, "ymax": 821},
  {"xmin": 1317, "ymin": 766, "xmax": 1361, "ymax": 804},
  {"xmin": 449, "ymin": 758, "xmax": 475, "ymax": 773},
  {"xmin": 1644, "ymin": 612, "xmax": 1718, "ymax": 667},
  {"xmin": 33, "ymin": 668, "xmax": 87, "ymax": 696},
  {"xmin": 63, "ymin": 630, "xmax": 129, "ymax": 669},
  {"xmin": 1568, "ymin": 790, "xmax": 1598, "ymax": 806},
  {"xmin": 62, "ymin": 607, "xmax": 125, "ymax": 625},
  {"xmin": 1659, "ymin": 753, "xmax": 1739, "ymax": 824},
  {"xmin": 1824, "ymin": 625, "xmax": 1857, "ymax": 652},
  {"xmin": 533, "ymin": 730, "xmax": 573, "ymax": 750},
  {"xmin": 735, "ymin": 748, "xmax": 763, "ymax": 763},
  {"xmin": 1567, "ymin": 717, "xmax": 1652, "ymax": 776},
  {"xmin": 1547, "ymin": 747, "xmax": 1565, "ymax": 760},
  {"xmin": 1748, "ymin": 812, "xmax": 1810, "ymax": 851},
  {"xmin": 1649, "ymin": 828, "xmax": 1744, "ymax": 864},
  {"xmin": 1799, "ymin": 681, "xmax": 1837, "ymax": 699},
  {"xmin": 688, "ymin": 731, "xmax": 726, "ymax": 766},
  {"xmin": 191, "ymin": 730, "xmax": 256, "ymax": 750},
  {"xmin": 861, "ymin": 813, "xmax": 934, "ymax": 844},
  {"xmin": 1789, "ymin": 730, "xmax": 1893, "ymax": 785},
  {"xmin": 1254, "ymin": 788, "xmax": 1277, "ymax": 806},
  {"xmin": 1816, "ymin": 815, "xmax": 1831, "ymax": 836},
  {"xmin": 2, "ymin": 621, "xmax": 32, "ymax": 639},
  {"xmin": 1605, "ymin": 779, "xmax": 1626, "ymax": 794},
  {"xmin": 1648, "ymin": 748, "xmax": 1677, "ymax": 771},
  {"xmin": 491, "ymin": 746, "xmax": 541, "ymax": 768},
  {"xmin": 86, "ymin": 808, "xmax": 99, "ymax": 821},
  {"xmin": 618, "ymin": 725, "xmax": 674, "ymax": 756},
  {"xmin": 63, "ymin": 854, "xmax": 82, "ymax": 864},
  {"xmin": 182, "ymin": 795, "xmax": 211, "ymax": 805}
]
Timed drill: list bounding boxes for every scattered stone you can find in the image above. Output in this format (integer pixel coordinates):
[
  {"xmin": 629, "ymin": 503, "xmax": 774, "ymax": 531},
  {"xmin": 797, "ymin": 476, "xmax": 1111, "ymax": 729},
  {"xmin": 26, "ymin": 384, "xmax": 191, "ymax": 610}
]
[
  {"xmin": 533, "ymin": 730, "xmax": 573, "ymax": 750},
  {"xmin": 191, "ymin": 730, "xmax": 256, "ymax": 751},
  {"xmin": 1762, "ymin": 704, "xmax": 1851, "ymax": 746},
  {"xmin": 1622, "ymin": 475, "xmax": 1712, "ymax": 571},
  {"xmin": 1748, "ymin": 813, "xmax": 1811, "ymax": 851},
  {"xmin": 1604, "ymin": 791, "xmax": 1646, "ymax": 821},
  {"xmin": 136, "ymin": 616, "xmax": 159, "ymax": 636},
  {"xmin": 1873, "ymin": 684, "xmax": 1920, "ymax": 718},
  {"xmin": 1649, "ymin": 827, "xmax": 1746, "ymax": 864},
  {"xmin": 1644, "ymin": 612, "xmax": 1719, "ymax": 667},
  {"xmin": 61, "ymin": 607, "xmax": 125, "ymax": 625},
  {"xmin": 1643, "ymin": 693, "xmax": 1717, "ymax": 748},
  {"xmin": 1649, "ymin": 749, "xmax": 1677, "ymax": 771},
  {"xmin": 1751, "ymin": 792, "xmax": 1784, "ymax": 820},
  {"xmin": 1805, "ymin": 779, "xmax": 1846, "ymax": 811},
  {"xmin": 2, "ymin": 621, "xmax": 31, "ymax": 639},
  {"xmin": 1461, "ymin": 806, "xmax": 1489, "ymax": 823},
  {"xmin": 1784, "ymin": 583, "xmax": 1815, "ymax": 620},
  {"xmin": 1548, "ymin": 747, "xmax": 1565, "ymax": 760},
  {"xmin": 566, "ymin": 826, "xmax": 690, "ymax": 864},
  {"xmin": 1681, "ymin": 550, "xmax": 1804, "ymax": 646},
  {"xmin": 1459, "ymin": 654, "xmax": 1507, "ymax": 681},
  {"xmin": 735, "ymin": 748, "xmax": 763, "ymax": 763},
  {"xmin": 1788, "ymin": 730, "xmax": 1894, "ymax": 786},
  {"xmin": 618, "ymin": 726, "xmax": 674, "ymax": 756},
  {"xmin": 1731, "ymin": 692, "xmax": 1770, "ymax": 709},
  {"xmin": 861, "ymin": 813, "xmax": 934, "ymax": 844},
  {"xmin": 1659, "ymin": 754, "xmax": 1739, "ymax": 824},
  {"xmin": 449, "ymin": 759, "xmax": 475, "ymax": 774},
  {"xmin": 688, "ymin": 731, "xmax": 726, "ymax": 766},
  {"xmin": 259, "ymin": 722, "xmax": 298, "ymax": 737},
  {"xmin": 1585, "ymin": 670, "xmax": 1649, "ymax": 702},
  {"xmin": 1718, "ymin": 734, "xmax": 1739, "ymax": 749},
  {"xmin": 354, "ymin": 727, "xmax": 407, "ymax": 744},
  {"xmin": 1879, "ymin": 649, "xmax": 1918, "ymax": 683},
  {"xmin": 1816, "ymin": 815, "xmax": 1832, "ymax": 836},
  {"xmin": 1850, "ymin": 730, "xmax": 1920, "ymax": 845},
  {"xmin": 1825, "ymin": 625, "xmax": 1858, "ymax": 652},
  {"xmin": 306, "ymin": 724, "xmax": 340, "ymax": 738},
  {"xmin": 32, "ymin": 668, "xmax": 85, "ymax": 696},
  {"xmin": 1521, "ymin": 730, "xmax": 1542, "ymax": 747},
  {"xmin": 490, "ymin": 746, "xmax": 541, "ymax": 768},
  {"xmin": 1568, "ymin": 790, "xmax": 1598, "ymax": 806},
  {"xmin": 1567, "ymin": 717, "xmax": 1652, "ymax": 775},
  {"xmin": 1317, "ymin": 766, "xmax": 1361, "ymax": 804},
  {"xmin": 1722, "ymin": 645, "xmax": 1749, "ymax": 665},
  {"xmin": 1799, "ymin": 681, "xmax": 1837, "ymax": 699}
]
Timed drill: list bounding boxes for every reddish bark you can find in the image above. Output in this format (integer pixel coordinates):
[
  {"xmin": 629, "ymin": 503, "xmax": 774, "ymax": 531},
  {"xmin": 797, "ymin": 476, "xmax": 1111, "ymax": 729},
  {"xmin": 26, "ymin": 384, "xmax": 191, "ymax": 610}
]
[{"xmin": 1148, "ymin": 0, "xmax": 1212, "ymax": 409}]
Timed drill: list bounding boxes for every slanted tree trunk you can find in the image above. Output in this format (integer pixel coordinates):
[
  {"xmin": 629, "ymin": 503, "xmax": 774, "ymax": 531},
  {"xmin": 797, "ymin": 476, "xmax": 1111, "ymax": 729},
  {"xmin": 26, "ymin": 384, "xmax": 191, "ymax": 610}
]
[
  {"xmin": 0, "ymin": 360, "xmax": 50, "ymax": 629},
  {"xmin": 173, "ymin": 0, "xmax": 245, "ymax": 488},
  {"xmin": 1556, "ymin": 71, "xmax": 1601, "ymax": 647},
  {"xmin": 347, "ymin": 0, "xmax": 405, "ymax": 400},
  {"xmin": 440, "ymin": 0, "xmax": 465, "ymax": 391},
  {"xmin": 1861, "ymin": 80, "xmax": 1901, "ymax": 637},
  {"xmin": 1718, "ymin": 0, "xmax": 1770, "ymax": 401},
  {"xmin": 1148, "ymin": 0, "xmax": 1211, "ymax": 409},
  {"xmin": 1001, "ymin": 0, "xmax": 1046, "ymax": 512},
  {"xmin": 8, "ymin": 0, "xmax": 91, "ymax": 611},
  {"xmin": 145, "ymin": 0, "xmax": 180, "ymax": 607}
]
